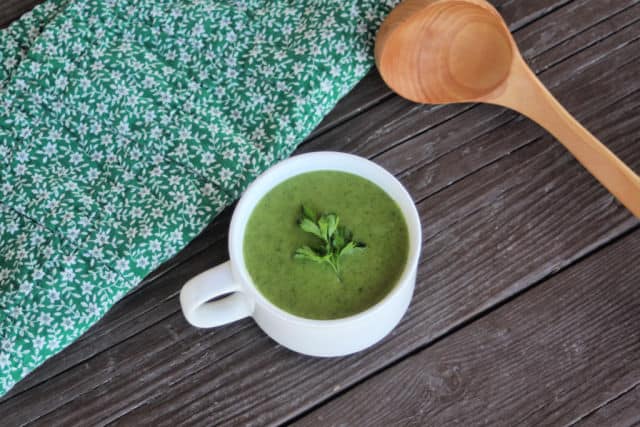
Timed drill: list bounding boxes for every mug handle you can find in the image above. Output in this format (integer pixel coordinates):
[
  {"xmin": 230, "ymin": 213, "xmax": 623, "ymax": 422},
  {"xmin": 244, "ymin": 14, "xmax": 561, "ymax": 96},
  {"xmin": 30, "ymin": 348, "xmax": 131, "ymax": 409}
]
[{"xmin": 179, "ymin": 261, "xmax": 253, "ymax": 328}]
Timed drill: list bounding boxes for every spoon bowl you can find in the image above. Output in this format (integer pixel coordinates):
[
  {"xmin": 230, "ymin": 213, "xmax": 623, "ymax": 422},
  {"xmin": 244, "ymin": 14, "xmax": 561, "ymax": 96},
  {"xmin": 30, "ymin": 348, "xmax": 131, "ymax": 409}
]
[
  {"xmin": 376, "ymin": 0, "xmax": 640, "ymax": 217},
  {"xmin": 376, "ymin": 0, "xmax": 513, "ymax": 103}
]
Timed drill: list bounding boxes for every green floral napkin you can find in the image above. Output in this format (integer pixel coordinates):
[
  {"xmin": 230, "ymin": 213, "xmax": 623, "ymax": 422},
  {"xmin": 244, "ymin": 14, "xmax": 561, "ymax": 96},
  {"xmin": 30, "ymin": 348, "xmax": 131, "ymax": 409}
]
[{"xmin": 0, "ymin": 0, "xmax": 396, "ymax": 395}]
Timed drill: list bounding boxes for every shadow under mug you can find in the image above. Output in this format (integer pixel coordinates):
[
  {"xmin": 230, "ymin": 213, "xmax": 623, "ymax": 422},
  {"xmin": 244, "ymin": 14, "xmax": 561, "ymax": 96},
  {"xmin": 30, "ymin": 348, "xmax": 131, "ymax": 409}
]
[{"xmin": 180, "ymin": 152, "xmax": 422, "ymax": 357}]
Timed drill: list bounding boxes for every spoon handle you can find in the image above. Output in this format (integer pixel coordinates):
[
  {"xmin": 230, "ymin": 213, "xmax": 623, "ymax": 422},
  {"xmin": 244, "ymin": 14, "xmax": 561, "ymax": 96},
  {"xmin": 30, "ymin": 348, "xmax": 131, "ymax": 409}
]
[{"xmin": 491, "ymin": 57, "xmax": 640, "ymax": 218}]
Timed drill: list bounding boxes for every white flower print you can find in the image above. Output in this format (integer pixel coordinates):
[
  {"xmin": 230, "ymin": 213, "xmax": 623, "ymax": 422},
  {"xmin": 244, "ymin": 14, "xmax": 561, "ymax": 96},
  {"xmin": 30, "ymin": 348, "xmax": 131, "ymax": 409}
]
[
  {"xmin": 138, "ymin": 225, "xmax": 153, "ymax": 239},
  {"xmin": 54, "ymin": 75, "xmax": 68, "ymax": 90},
  {"xmin": 48, "ymin": 289, "xmax": 60, "ymax": 303},
  {"xmin": 201, "ymin": 152, "xmax": 216, "ymax": 165},
  {"xmin": 61, "ymin": 317, "xmax": 74, "ymax": 331},
  {"xmin": 0, "ymin": 354, "xmax": 10, "ymax": 369},
  {"xmin": 174, "ymin": 144, "xmax": 188, "ymax": 157},
  {"xmin": 1, "ymin": 183, "xmax": 12, "ymax": 194},
  {"xmin": 1, "ymin": 339, "xmax": 15, "ymax": 353},
  {"xmin": 144, "ymin": 110, "xmax": 156, "ymax": 123},
  {"xmin": 69, "ymin": 153, "xmax": 82, "ymax": 165},
  {"xmin": 47, "ymin": 337, "xmax": 61, "ymax": 351},
  {"xmin": 81, "ymin": 282, "xmax": 94, "ymax": 295},
  {"xmin": 222, "ymin": 149, "xmax": 235, "ymax": 160},
  {"xmin": 219, "ymin": 168, "xmax": 233, "ymax": 182},
  {"xmin": 8, "ymin": 306, "xmax": 22, "ymax": 318},
  {"xmin": 115, "ymin": 259, "xmax": 129, "ymax": 272},
  {"xmin": 38, "ymin": 313, "xmax": 53, "ymax": 327},
  {"xmin": 148, "ymin": 240, "xmax": 162, "ymax": 252},
  {"xmin": 16, "ymin": 150, "xmax": 29, "ymax": 162},
  {"xmin": 19, "ymin": 282, "xmax": 33, "ymax": 294},
  {"xmin": 202, "ymin": 183, "xmax": 216, "ymax": 196},
  {"xmin": 43, "ymin": 142, "xmax": 57, "ymax": 157},
  {"xmin": 33, "ymin": 337, "xmax": 46, "ymax": 352},
  {"xmin": 32, "ymin": 269, "xmax": 45, "ymax": 281},
  {"xmin": 7, "ymin": 222, "xmax": 19, "ymax": 233},
  {"xmin": 61, "ymin": 269, "xmax": 75, "ymax": 282},
  {"xmin": 136, "ymin": 257, "xmax": 150, "ymax": 269},
  {"xmin": 87, "ymin": 303, "xmax": 100, "ymax": 318}
]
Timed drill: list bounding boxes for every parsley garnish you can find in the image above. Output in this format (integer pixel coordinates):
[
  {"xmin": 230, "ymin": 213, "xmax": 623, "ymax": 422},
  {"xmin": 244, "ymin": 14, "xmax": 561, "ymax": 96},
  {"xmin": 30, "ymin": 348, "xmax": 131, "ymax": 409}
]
[{"xmin": 294, "ymin": 205, "xmax": 366, "ymax": 278}]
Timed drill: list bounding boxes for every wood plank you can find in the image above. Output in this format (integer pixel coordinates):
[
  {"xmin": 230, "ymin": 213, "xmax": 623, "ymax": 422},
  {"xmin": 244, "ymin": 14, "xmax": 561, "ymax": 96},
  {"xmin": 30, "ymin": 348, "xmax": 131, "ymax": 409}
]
[
  {"xmin": 310, "ymin": 0, "xmax": 639, "ymax": 170},
  {"xmin": 0, "ymin": 0, "xmax": 636, "ymax": 424},
  {"xmin": 573, "ymin": 384, "xmax": 640, "ymax": 427},
  {"xmin": 151, "ymin": 0, "xmax": 640, "ymax": 303},
  {"xmin": 306, "ymin": 68, "xmax": 393, "ymax": 140},
  {"xmin": 307, "ymin": 0, "xmax": 577, "ymax": 140},
  {"xmin": 0, "ymin": 0, "xmax": 604, "ymax": 400},
  {"xmin": 6, "ymin": 45, "xmax": 639, "ymax": 426},
  {"xmin": 0, "ymin": 0, "xmax": 636, "ymax": 414},
  {"xmin": 0, "ymin": 0, "xmax": 43, "ymax": 28},
  {"xmin": 301, "ymin": 0, "xmax": 588, "ymax": 160},
  {"xmin": 102, "ymin": 95, "xmax": 640, "ymax": 425},
  {"xmin": 397, "ymin": 27, "xmax": 640, "ymax": 204},
  {"xmin": 379, "ymin": 0, "xmax": 640, "ymax": 178},
  {"xmin": 293, "ymin": 229, "xmax": 640, "ymax": 427}
]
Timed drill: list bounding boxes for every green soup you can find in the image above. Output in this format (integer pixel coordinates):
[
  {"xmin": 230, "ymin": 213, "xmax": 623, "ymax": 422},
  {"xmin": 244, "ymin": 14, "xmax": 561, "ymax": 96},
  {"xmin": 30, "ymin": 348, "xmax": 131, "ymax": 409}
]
[{"xmin": 243, "ymin": 171, "xmax": 409, "ymax": 320}]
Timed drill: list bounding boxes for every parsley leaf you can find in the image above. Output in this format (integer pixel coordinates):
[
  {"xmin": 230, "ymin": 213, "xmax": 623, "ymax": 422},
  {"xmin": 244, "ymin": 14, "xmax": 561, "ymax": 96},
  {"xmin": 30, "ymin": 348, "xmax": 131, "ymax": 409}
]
[{"xmin": 294, "ymin": 205, "xmax": 366, "ymax": 278}]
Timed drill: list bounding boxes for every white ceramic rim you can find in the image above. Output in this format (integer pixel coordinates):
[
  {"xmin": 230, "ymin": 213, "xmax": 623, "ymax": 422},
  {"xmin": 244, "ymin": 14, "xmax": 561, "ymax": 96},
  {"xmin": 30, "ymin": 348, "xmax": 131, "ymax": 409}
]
[{"xmin": 229, "ymin": 151, "xmax": 422, "ymax": 327}]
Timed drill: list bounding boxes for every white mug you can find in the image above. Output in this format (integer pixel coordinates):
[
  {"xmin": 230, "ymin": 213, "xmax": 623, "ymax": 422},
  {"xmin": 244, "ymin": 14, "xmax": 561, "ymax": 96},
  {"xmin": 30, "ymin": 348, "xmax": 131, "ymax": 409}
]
[{"xmin": 180, "ymin": 152, "xmax": 422, "ymax": 357}]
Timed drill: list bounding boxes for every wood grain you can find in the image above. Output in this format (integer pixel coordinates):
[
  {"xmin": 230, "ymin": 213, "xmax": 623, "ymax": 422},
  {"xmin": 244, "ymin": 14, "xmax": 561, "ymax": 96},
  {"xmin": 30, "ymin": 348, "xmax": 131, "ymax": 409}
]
[
  {"xmin": 308, "ymin": 0, "xmax": 577, "ymax": 141},
  {"xmin": 104, "ymin": 92, "xmax": 640, "ymax": 425},
  {"xmin": 343, "ymin": 0, "xmax": 639, "ymax": 171},
  {"xmin": 298, "ymin": 0, "xmax": 583, "ymax": 160},
  {"xmin": 376, "ymin": 0, "xmax": 514, "ymax": 103},
  {"xmin": 573, "ymin": 384, "xmax": 640, "ymax": 427},
  {"xmin": 0, "ymin": 0, "xmax": 608, "ymax": 401},
  {"xmin": 7, "ymin": 49, "xmax": 639, "ymax": 426},
  {"xmin": 294, "ymin": 229, "xmax": 640, "ymax": 427},
  {"xmin": 0, "ymin": 1, "xmax": 639, "ymax": 426},
  {"xmin": 398, "ymin": 9, "xmax": 640, "ymax": 204},
  {"xmin": 0, "ymin": 0, "xmax": 43, "ymax": 28}
]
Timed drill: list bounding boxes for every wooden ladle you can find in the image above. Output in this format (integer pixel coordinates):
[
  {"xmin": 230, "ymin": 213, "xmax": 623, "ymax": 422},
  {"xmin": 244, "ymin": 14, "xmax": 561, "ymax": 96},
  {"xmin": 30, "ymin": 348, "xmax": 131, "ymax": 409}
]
[{"xmin": 375, "ymin": 0, "xmax": 640, "ymax": 218}]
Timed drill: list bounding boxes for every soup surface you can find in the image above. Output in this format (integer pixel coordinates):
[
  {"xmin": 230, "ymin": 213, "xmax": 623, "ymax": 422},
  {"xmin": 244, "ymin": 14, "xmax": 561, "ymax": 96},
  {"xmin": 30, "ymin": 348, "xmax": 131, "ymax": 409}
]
[{"xmin": 243, "ymin": 171, "xmax": 409, "ymax": 319}]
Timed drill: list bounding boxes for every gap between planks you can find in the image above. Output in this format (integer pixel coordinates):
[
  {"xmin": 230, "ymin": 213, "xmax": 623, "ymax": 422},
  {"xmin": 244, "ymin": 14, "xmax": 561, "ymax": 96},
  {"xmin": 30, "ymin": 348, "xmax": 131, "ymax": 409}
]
[
  {"xmin": 567, "ymin": 379, "xmax": 640, "ymax": 427},
  {"xmin": 0, "ymin": 0, "xmax": 591, "ymax": 402},
  {"xmin": 284, "ymin": 224, "xmax": 640, "ymax": 427},
  {"xmin": 290, "ymin": 226, "xmax": 640, "ymax": 426},
  {"xmin": 5, "ymin": 0, "xmax": 640, "ymax": 424},
  {"xmin": 83, "ymin": 79, "xmax": 640, "ymax": 426},
  {"xmin": 1, "ymin": 0, "xmax": 636, "ymax": 412}
]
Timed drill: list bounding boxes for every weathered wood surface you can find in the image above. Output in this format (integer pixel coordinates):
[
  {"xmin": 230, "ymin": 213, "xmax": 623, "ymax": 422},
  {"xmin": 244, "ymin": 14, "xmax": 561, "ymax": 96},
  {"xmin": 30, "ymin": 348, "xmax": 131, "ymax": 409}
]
[
  {"xmin": 0, "ymin": 0, "xmax": 43, "ymax": 28},
  {"xmin": 294, "ymin": 230, "xmax": 640, "ymax": 426},
  {"xmin": 1, "ymin": 0, "xmax": 639, "ymax": 426},
  {"xmin": 574, "ymin": 384, "xmax": 640, "ymax": 427}
]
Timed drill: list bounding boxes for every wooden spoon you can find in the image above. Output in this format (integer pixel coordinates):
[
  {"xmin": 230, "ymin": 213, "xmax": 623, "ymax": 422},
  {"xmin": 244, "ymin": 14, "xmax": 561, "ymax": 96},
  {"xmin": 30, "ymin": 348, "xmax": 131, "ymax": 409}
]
[{"xmin": 375, "ymin": 0, "xmax": 640, "ymax": 218}]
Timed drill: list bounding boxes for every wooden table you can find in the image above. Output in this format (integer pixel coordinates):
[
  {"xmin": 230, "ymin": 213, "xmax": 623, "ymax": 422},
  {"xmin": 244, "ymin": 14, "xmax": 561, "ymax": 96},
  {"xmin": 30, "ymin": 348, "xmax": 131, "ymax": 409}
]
[{"xmin": 1, "ymin": 1, "xmax": 639, "ymax": 425}]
